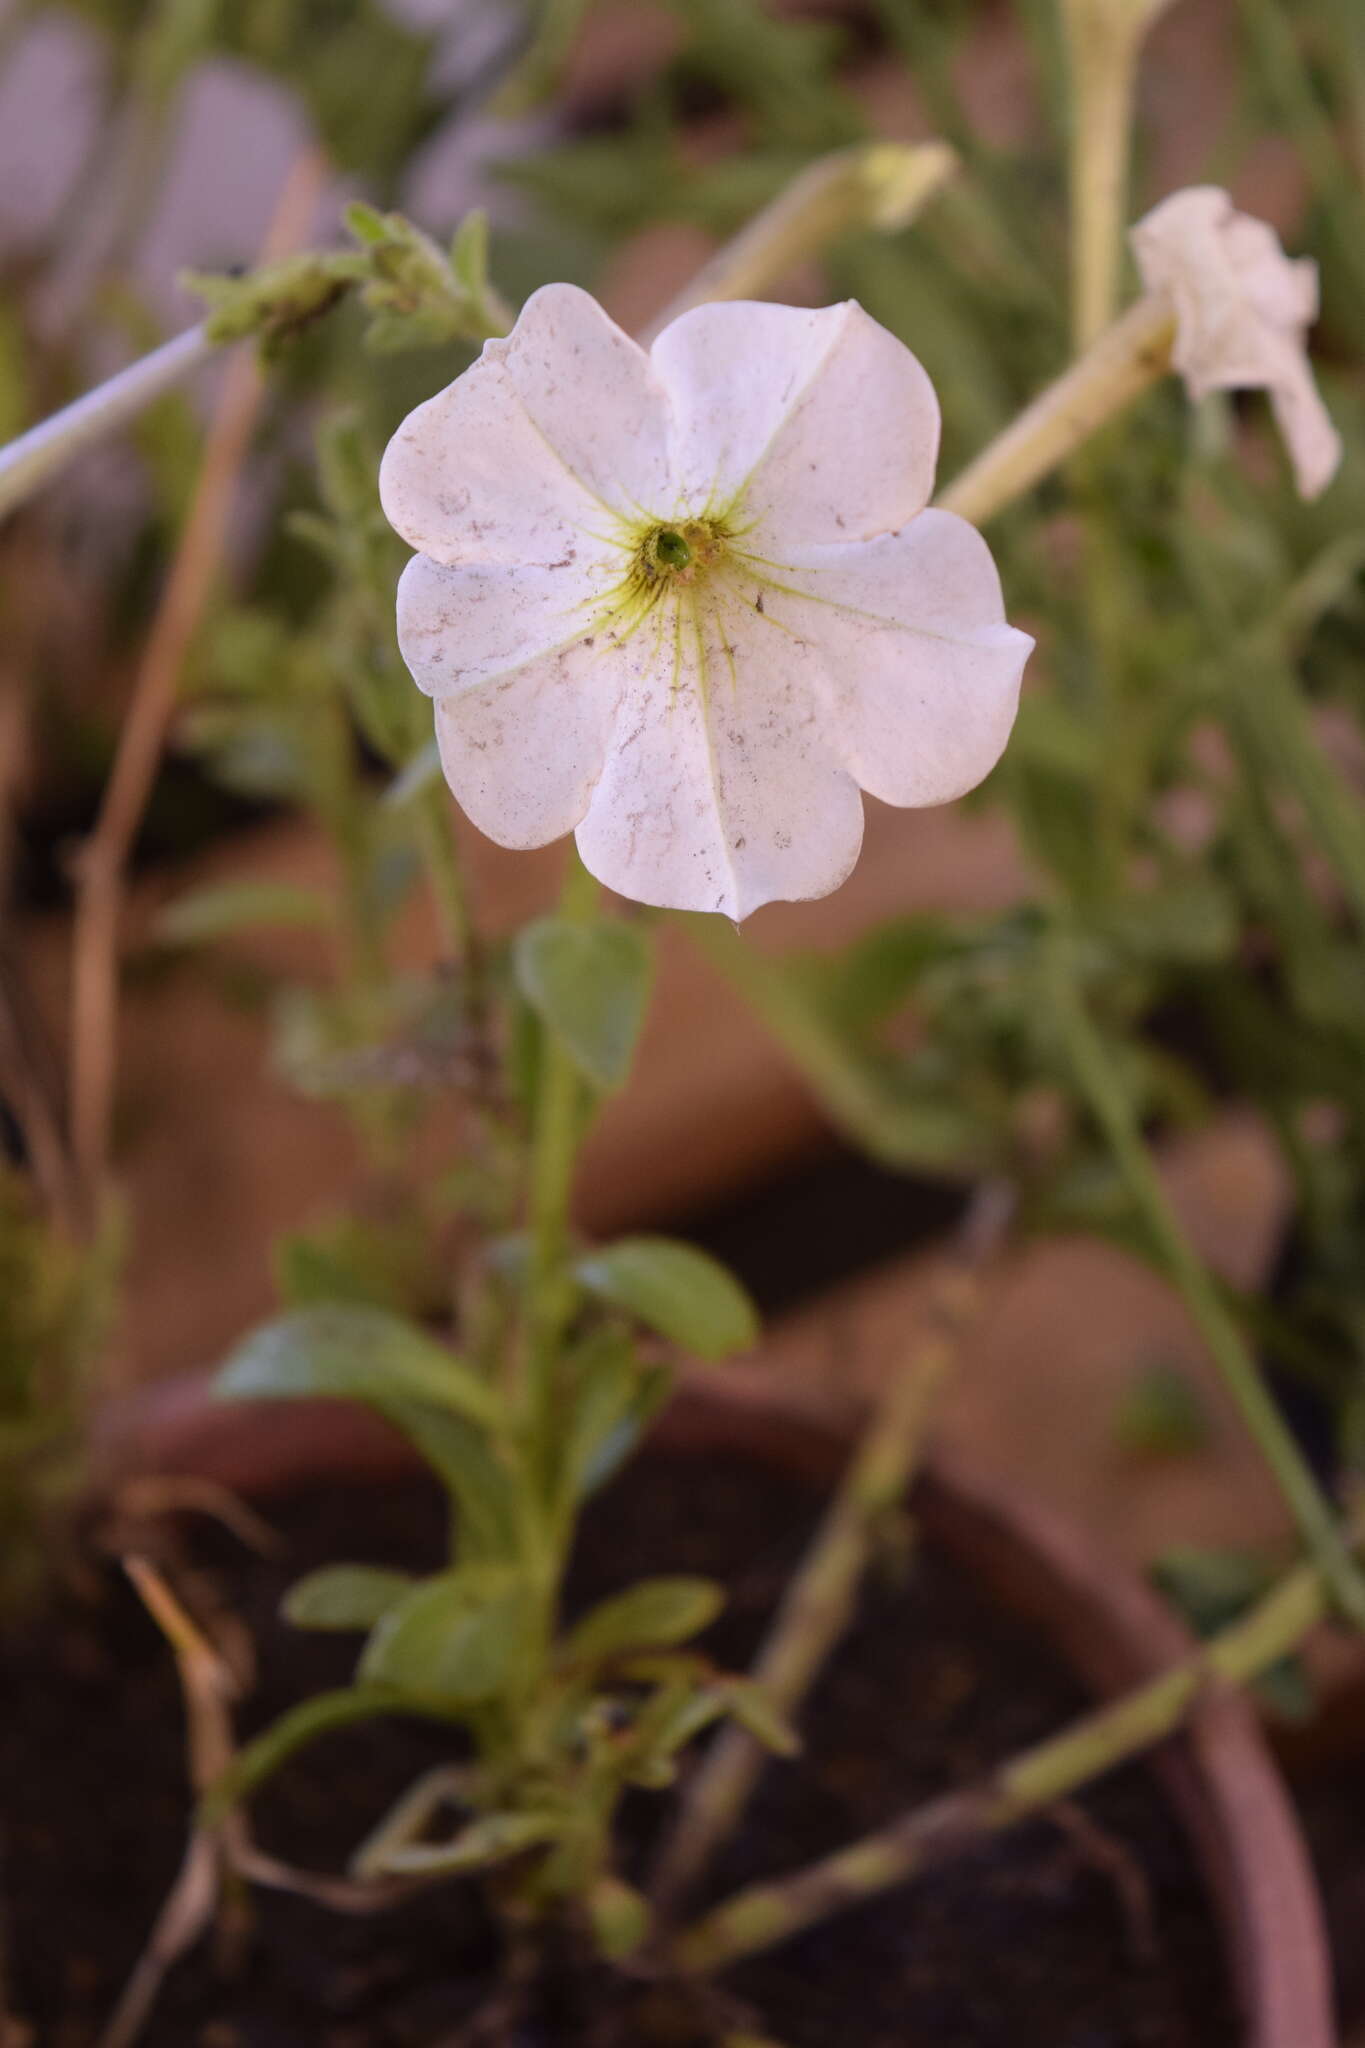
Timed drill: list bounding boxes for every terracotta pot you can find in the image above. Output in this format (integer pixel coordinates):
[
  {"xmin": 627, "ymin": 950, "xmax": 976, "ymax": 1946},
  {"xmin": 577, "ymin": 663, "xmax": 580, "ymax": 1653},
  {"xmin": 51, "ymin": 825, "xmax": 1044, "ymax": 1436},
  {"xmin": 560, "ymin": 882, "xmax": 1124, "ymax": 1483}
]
[{"xmin": 99, "ymin": 1367, "xmax": 1334, "ymax": 2048}]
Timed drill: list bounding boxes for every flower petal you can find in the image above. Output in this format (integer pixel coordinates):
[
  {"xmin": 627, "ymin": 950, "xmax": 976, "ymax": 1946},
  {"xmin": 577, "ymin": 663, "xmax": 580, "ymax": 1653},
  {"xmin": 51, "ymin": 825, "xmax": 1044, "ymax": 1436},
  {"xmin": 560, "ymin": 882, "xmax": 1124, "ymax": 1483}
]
[
  {"xmin": 433, "ymin": 637, "xmax": 625, "ymax": 852},
  {"xmin": 396, "ymin": 552, "xmax": 605, "ymax": 699},
  {"xmin": 573, "ymin": 590, "xmax": 863, "ymax": 919},
  {"xmin": 650, "ymin": 299, "xmax": 938, "ymax": 546},
  {"xmin": 1267, "ymin": 360, "xmax": 1343, "ymax": 502},
  {"xmin": 1131, "ymin": 187, "xmax": 1342, "ymax": 501},
  {"xmin": 734, "ymin": 510, "xmax": 1032, "ymax": 808},
  {"xmin": 380, "ymin": 283, "xmax": 670, "ymax": 567}
]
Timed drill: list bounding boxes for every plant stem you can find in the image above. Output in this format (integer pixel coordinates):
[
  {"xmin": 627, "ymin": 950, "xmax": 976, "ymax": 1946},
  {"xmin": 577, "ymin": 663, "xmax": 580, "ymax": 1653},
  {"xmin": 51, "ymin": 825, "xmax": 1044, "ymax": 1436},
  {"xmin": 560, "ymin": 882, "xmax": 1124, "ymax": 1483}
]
[
  {"xmin": 523, "ymin": 852, "xmax": 598, "ymax": 1414},
  {"xmin": 415, "ymin": 779, "xmax": 483, "ymax": 993},
  {"xmin": 674, "ymin": 1539, "xmax": 1330, "ymax": 1974},
  {"xmin": 639, "ymin": 141, "xmax": 957, "ymax": 345},
  {"xmin": 1059, "ymin": 0, "xmax": 1146, "ymax": 347},
  {"xmin": 1045, "ymin": 930, "xmax": 1365, "ymax": 1629},
  {"xmin": 1227, "ymin": 657, "xmax": 1365, "ymax": 938},
  {"xmin": 0, "ymin": 324, "xmax": 215, "ymax": 523},
  {"xmin": 937, "ymin": 293, "xmax": 1176, "ymax": 527},
  {"xmin": 652, "ymin": 1267, "xmax": 981, "ymax": 1913}
]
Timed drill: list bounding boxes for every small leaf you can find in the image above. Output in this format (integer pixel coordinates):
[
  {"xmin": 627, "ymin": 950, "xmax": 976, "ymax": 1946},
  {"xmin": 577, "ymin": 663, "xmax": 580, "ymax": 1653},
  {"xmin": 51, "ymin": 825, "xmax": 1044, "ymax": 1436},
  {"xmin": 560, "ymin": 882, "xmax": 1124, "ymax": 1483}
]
[
  {"xmin": 553, "ymin": 1330, "xmax": 666, "ymax": 1507},
  {"xmin": 450, "ymin": 209, "xmax": 490, "ymax": 297},
  {"xmin": 587, "ymin": 1874, "xmax": 651, "ymax": 1959},
  {"xmin": 155, "ymin": 880, "xmax": 331, "ymax": 944},
  {"xmin": 216, "ymin": 1306, "xmax": 503, "ymax": 1431},
  {"xmin": 719, "ymin": 1677, "xmax": 800, "ymax": 1756},
  {"xmin": 387, "ymin": 1404, "xmax": 522, "ymax": 1562},
  {"xmin": 567, "ymin": 1577, "xmax": 723, "ymax": 1666},
  {"xmin": 345, "ymin": 199, "xmax": 389, "ymax": 243},
  {"xmin": 359, "ymin": 1569, "xmax": 533, "ymax": 1703},
  {"xmin": 575, "ymin": 1238, "xmax": 759, "ymax": 1360},
  {"xmin": 283, "ymin": 1565, "xmax": 414, "ymax": 1632},
  {"xmin": 514, "ymin": 917, "xmax": 653, "ymax": 1090}
]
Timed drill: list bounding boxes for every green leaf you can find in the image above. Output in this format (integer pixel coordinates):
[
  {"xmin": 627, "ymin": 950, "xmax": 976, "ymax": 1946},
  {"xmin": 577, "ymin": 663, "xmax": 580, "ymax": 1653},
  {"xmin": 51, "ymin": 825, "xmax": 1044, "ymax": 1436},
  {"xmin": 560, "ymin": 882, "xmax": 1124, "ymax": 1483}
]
[
  {"xmin": 554, "ymin": 1333, "xmax": 673, "ymax": 1507},
  {"xmin": 575, "ymin": 1238, "xmax": 759, "ymax": 1360},
  {"xmin": 587, "ymin": 1874, "xmax": 652, "ymax": 1959},
  {"xmin": 154, "ymin": 880, "xmax": 332, "ymax": 944},
  {"xmin": 386, "ymin": 1404, "xmax": 522, "ymax": 1562},
  {"xmin": 450, "ymin": 209, "xmax": 490, "ymax": 298},
  {"xmin": 216, "ymin": 1306, "xmax": 503, "ymax": 1431},
  {"xmin": 719, "ymin": 1677, "xmax": 800, "ymax": 1756},
  {"xmin": 513, "ymin": 918, "xmax": 653, "ymax": 1091},
  {"xmin": 567, "ymin": 1577, "xmax": 724, "ymax": 1665},
  {"xmin": 359, "ymin": 1569, "xmax": 534, "ymax": 1703},
  {"xmin": 201, "ymin": 1685, "xmax": 461, "ymax": 1824},
  {"xmin": 282, "ymin": 1565, "xmax": 414, "ymax": 1632}
]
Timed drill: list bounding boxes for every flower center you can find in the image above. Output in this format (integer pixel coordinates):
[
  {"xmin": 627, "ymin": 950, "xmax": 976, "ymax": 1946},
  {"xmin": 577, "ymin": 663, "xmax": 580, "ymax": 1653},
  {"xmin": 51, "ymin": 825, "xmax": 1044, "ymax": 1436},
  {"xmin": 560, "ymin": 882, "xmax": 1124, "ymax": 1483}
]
[{"xmin": 651, "ymin": 527, "xmax": 692, "ymax": 571}]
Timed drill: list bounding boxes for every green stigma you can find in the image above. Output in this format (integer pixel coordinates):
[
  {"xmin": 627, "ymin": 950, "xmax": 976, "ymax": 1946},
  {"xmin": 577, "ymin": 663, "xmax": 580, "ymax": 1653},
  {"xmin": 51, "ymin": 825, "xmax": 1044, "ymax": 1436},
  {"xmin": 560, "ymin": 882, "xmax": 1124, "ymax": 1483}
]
[
  {"xmin": 590, "ymin": 512, "xmax": 738, "ymax": 649},
  {"xmin": 650, "ymin": 527, "xmax": 693, "ymax": 572}
]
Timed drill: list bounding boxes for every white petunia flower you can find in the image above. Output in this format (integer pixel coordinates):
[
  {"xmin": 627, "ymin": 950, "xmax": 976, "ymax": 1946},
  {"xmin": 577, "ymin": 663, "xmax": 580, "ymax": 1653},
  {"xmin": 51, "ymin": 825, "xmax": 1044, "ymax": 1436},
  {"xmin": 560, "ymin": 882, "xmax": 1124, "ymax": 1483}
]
[
  {"xmin": 380, "ymin": 284, "xmax": 1032, "ymax": 919},
  {"xmin": 1131, "ymin": 187, "xmax": 1342, "ymax": 501}
]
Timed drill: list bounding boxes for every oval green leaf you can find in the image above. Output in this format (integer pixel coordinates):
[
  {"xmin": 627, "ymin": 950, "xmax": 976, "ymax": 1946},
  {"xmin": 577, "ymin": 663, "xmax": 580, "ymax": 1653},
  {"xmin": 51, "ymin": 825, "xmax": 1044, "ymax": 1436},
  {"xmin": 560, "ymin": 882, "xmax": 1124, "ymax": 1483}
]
[
  {"xmin": 514, "ymin": 917, "xmax": 653, "ymax": 1091},
  {"xmin": 359, "ymin": 1568, "xmax": 533, "ymax": 1703},
  {"xmin": 574, "ymin": 1238, "xmax": 759, "ymax": 1360},
  {"xmin": 216, "ymin": 1306, "xmax": 503, "ymax": 1431},
  {"xmin": 282, "ymin": 1564, "xmax": 415, "ymax": 1632},
  {"xmin": 567, "ymin": 1576, "xmax": 724, "ymax": 1666}
]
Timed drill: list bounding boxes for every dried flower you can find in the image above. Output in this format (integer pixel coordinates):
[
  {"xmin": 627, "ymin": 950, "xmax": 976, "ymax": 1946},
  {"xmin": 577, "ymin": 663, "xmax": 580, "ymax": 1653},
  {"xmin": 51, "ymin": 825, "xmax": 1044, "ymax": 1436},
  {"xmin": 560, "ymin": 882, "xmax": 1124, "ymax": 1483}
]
[
  {"xmin": 1131, "ymin": 187, "xmax": 1342, "ymax": 500},
  {"xmin": 381, "ymin": 285, "xmax": 1032, "ymax": 917}
]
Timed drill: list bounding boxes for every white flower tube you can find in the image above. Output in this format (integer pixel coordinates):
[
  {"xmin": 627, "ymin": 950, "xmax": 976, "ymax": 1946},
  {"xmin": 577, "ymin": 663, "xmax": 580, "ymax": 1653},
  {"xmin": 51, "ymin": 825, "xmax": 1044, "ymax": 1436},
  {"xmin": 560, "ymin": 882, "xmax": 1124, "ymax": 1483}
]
[
  {"xmin": 1131, "ymin": 186, "xmax": 1342, "ymax": 501},
  {"xmin": 381, "ymin": 286, "xmax": 1033, "ymax": 918}
]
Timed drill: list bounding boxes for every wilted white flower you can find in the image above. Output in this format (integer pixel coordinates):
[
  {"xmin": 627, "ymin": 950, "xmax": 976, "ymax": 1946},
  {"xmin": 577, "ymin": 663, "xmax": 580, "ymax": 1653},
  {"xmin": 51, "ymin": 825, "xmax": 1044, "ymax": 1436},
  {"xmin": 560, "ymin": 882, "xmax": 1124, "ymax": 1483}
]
[
  {"xmin": 381, "ymin": 285, "xmax": 1032, "ymax": 919},
  {"xmin": 1131, "ymin": 187, "xmax": 1342, "ymax": 501}
]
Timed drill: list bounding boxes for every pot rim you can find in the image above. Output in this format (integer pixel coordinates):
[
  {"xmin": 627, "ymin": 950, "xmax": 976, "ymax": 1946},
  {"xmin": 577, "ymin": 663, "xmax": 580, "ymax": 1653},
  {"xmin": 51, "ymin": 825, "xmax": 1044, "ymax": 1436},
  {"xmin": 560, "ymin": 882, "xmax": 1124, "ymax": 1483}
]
[{"xmin": 96, "ymin": 1362, "xmax": 1335, "ymax": 2048}]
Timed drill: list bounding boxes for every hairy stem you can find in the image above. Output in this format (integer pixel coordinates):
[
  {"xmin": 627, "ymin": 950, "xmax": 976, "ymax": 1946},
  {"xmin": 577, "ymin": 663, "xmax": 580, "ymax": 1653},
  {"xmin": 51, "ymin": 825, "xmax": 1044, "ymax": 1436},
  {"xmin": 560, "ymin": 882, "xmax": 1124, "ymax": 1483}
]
[
  {"xmin": 640, "ymin": 141, "xmax": 957, "ymax": 344},
  {"xmin": 523, "ymin": 852, "xmax": 598, "ymax": 1416},
  {"xmin": 675, "ymin": 1543, "xmax": 1330, "ymax": 1973},
  {"xmin": 938, "ymin": 293, "xmax": 1176, "ymax": 526},
  {"xmin": 1046, "ymin": 930, "xmax": 1365, "ymax": 1628},
  {"xmin": 0, "ymin": 325, "xmax": 215, "ymax": 524},
  {"xmin": 415, "ymin": 778, "xmax": 484, "ymax": 1001}
]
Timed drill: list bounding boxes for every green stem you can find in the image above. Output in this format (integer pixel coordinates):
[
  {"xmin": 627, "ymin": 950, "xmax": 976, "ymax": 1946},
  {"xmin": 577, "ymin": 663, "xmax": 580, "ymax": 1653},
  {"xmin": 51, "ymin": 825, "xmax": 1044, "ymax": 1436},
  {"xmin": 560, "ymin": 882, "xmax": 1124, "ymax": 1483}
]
[
  {"xmin": 639, "ymin": 140, "xmax": 957, "ymax": 345},
  {"xmin": 1058, "ymin": 0, "xmax": 1175, "ymax": 350},
  {"xmin": 1045, "ymin": 929, "xmax": 1365, "ymax": 1628},
  {"xmin": 652, "ymin": 1285, "xmax": 972, "ymax": 1912},
  {"xmin": 1226, "ymin": 658, "xmax": 1365, "ymax": 937},
  {"xmin": 415, "ymin": 780, "xmax": 484, "ymax": 1001},
  {"xmin": 675, "ymin": 1540, "xmax": 1330, "ymax": 1973},
  {"xmin": 524, "ymin": 852, "xmax": 598, "ymax": 1418},
  {"xmin": 937, "ymin": 294, "xmax": 1175, "ymax": 527}
]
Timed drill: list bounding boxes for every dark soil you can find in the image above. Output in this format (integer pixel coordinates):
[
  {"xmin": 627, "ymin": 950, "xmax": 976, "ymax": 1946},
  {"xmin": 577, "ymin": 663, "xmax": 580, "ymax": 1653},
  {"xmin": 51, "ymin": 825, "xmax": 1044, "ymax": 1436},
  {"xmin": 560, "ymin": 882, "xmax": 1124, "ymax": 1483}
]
[{"xmin": 0, "ymin": 1447, "xmax": 1237, "ymax": 2048}]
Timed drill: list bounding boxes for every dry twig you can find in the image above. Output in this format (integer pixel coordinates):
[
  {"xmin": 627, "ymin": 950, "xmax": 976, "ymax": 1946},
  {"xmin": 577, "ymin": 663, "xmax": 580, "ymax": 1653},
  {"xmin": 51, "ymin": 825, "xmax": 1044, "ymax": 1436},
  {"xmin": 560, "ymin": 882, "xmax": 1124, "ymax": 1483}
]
[{"xmin": 67, "ymin": 148, "xmax": 328, "ymax": 1213}]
